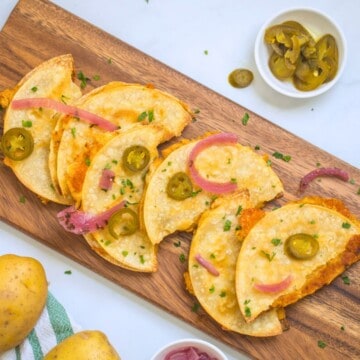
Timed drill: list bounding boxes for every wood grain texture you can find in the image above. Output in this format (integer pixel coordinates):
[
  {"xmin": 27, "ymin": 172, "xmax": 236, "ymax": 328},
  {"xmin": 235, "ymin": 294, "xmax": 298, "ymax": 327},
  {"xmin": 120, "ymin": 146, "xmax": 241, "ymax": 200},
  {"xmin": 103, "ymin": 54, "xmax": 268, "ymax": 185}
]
[{"xmin": 0, "ymin": 1, "xmax": 359, "ymax": 359}]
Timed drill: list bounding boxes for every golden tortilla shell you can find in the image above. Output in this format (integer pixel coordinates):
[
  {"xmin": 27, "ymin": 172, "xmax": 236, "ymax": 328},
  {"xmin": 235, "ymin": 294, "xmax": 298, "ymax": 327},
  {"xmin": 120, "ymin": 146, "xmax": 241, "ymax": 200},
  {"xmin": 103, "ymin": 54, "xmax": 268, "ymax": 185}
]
[
  {"xmin": 236, "ymin": 197, "xmax": 360, "ymax": 322},
  {"xmin": 188, "ymin": 191, "xmax": 283, "ymax": 336},
  {"xmin": 3, "ymin": 54, "xmax": 81, "ymax": 204}
]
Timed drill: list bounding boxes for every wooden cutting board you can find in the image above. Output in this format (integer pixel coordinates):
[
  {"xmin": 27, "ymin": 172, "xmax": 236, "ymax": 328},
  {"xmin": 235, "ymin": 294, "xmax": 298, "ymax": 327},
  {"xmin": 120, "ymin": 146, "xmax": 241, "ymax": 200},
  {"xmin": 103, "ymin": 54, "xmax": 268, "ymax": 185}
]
[{"xmin": 0, "ymin": 1, "xmax": 359, "ymax": 359}]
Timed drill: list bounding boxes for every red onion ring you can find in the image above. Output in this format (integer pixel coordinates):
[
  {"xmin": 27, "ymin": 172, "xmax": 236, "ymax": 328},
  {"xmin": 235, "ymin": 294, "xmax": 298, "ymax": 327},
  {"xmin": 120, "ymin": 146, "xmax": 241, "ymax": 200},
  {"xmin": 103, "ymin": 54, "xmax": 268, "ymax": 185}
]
[
  {"xmin": 57, "ymin": 201, "xmax": 126, "ymax": 235},
  {"xmin": 188, "ymin": 133, "xmax": 238, "ymax": 194},
  {"xmin": 299, "ymin": 167, "xmax": 349, "ymax": 193},
  {"xmin": 11, "ymin": 98, "xmax": 119, "ymax": 131},
  {"xmin": 253, "ymin": 275, "xmax": 293, "ymax": 293},
  {"xmin": 195, "ymin": 254, "xmax": 220, "ymax": 276}
]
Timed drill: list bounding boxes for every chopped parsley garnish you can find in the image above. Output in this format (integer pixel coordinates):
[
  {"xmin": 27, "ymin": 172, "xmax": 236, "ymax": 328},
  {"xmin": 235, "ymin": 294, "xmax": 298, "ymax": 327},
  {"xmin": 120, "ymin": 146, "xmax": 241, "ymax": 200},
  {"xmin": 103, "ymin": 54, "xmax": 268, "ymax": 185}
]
[
  {"xmin": 241, "ymin": 112, "xmax": 250, "ymax": 125},
  {"xmin": 64, "ymin": 270, "xmax": 72, "ymax": 275},
  {"xmin": 191, "ymin": 302, "xmax": 200, "ymax": 313},
  {"xmin": 266, "ymin": 159, "xmax": 272, "ymax": 166},
  {"xmin": 77, "ymin": 71, "xmax": 90, "ymax": 89},
  {"xmin": 340, "ymin": 325, "xmax": 345, "ymax": 331},
  {"xmin": 22, "ymin": 120, "xmax": 32, "ymax": 128},
  {"xmin": 223, "ymin": 219, "xmax": 232, "ymax": 231},
  {"xmin": 204, "ymin": 50, "xmax": 208, "ymax": 55},
  {"xmin": 219, "ymin": 291, "xmax": 227, "ymax": 298},
  {"xmin": 271, "ymin": 238, "xmax": 282, "ymax": 246},
  {"xmin": 179, "ymin": 253, "xmax": 186, "ymax": 263},
  {"xmin": 104, "ymin": 240, "xmax": 111, "ymax": 246},
  {"xmin": 19, "ymin": 195, "xmax": 26, "ymax": 204},
  {"xmin": 173, "ymin": 240, "xmax": 181, "ymax": 247},
  {"xmin": 244, "ymin": 300, "xmax": 251, "ymax": 317},
  {"xmin": 342, "ymin": 275, "xmax": 350, "ymax": 285},
  {"xmin": 85, "ymin": 158, "xmax": 91, "ymax": 166},
  {"xmin": 342, "ymin": 222, "xmax": 351, "ymax": 229},
  {"xmin": 93, "ymin": 74, "xmax": 100, "ymax": 81},
  {"xmin": 31, "ymin": 86, "xmax": 38, "ymax": 92},
  {"xmin": 107, "ymin": 58, "xmax": 112, "ymax": 64},
  {"xmin": 122, "ymin": 251, "xmax": 129, "ymax": 257},
  {"xmin": 209, "ymin": 285, "xmax": 215, "ymax": 293},
  {"xmin": 71, "ymin": 127, "xmax": 76, "ymax": 138},
  {"xmin": 139, "ymin": 255, "xmax": 145, "ymax": 264},
  {"xmin": 236, "ymin": 205, "xmax": 243, "ymax": 216},
  {"xmin": 272, "ymin": 151, "xmax": 291, "ymax": 162},
  {"xmin": 261, "ymin": 250, "xmax": 276, "ymax": 262},
  {"xmin": 254, "ymin": 145, "xmax": 260, "ymax": 150},
  {"xmin": 137, "ymin": 110, "xmax": 155, "ymax": 122},
  {"xmin": 193, "ymin": 108, "xmax": 200, "ymax": 114},
  {"xmin": 210, "ymin": 253, "xmax": 216, "ymax": 259},
  {"xmin": 317, "ymin": 340, "xmax": 327, "ymax": 349}
]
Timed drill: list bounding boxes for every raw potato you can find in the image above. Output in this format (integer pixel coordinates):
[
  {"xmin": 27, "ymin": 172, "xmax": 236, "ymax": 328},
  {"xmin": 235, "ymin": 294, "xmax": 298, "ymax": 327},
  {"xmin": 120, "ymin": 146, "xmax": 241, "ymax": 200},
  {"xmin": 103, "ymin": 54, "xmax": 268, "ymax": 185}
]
[
  {"xmin": 44, "ymin": 330, "xmax": 121, "ymax": 360},
  {"xmin": 0, "ymin": 254, "xmax": 48, "ymax": 353}
]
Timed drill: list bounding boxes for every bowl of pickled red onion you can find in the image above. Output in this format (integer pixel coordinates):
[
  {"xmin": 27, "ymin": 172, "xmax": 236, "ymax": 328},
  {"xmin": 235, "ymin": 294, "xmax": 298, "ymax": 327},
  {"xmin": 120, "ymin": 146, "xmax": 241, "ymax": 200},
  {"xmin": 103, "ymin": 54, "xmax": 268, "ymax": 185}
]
[{"xmin": 150, "ymin": 338, "xmax": 228, "ymax": 360}]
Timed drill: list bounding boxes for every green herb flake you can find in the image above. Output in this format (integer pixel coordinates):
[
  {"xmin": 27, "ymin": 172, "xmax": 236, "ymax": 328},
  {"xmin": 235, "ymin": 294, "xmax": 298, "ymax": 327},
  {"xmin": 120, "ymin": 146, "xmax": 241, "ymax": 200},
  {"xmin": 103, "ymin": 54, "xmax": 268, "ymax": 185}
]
[
  {"xmin": 210, "ymin": 253, "xmax": 216, "ymax": 259},
  {"xmin": 107, "ymin": 57, "xmax": 112, "ymax": 64},
  {"xmin": 271, "ymin": 238, "xmax": 282, "ymax": 246},
  {"xmin": 357, "ymin": 187, "xmax": 360, "ymax": 195},
  {"xmin": 104, "ymin": 240, "xmax": 111, "ymax": 246},
  {"xmin": 148, "ymin": 109, "xmax": 154, "ymax": 122},
  {"xmin": 317, "ymin": 340, "xmax": 327, "ymax": 349},
  {"xmin": 173, "ymin": 240, "xmax": 181, "ymax": 248},
  {"xmin": 19, "ymin": 195, "xmax": 26, "ymax": 204},
  {"xmin": 71, "ymin": 127, "xmax": 76, "ymax": 138},
  {"xmin": 64, "ymin": 270, "xmax": 72, "ymax": 275},
  {"xmin": 342, "ymin": 275, "xmax": 350, "ymax": 285},
  {"xmin": 219, "ymin": 291, "xmax": 227, "ymax": 298},
  {"xmin": 340, "ymin": 325, "xmax": 345, "ymax": 331},
  {"xmin": 209, "ymin": 285, "xmax": 215, "ymax": 293},
  {"xmin": 179, "ymin": 253, "xmax": 186, "ymax": 263},
  {"xmin": 254, "ymin": 145, "xmax": 260, "ymax": 150},
  {"xmin": 241, "ymin": 112, "xmax": 250, "ymax": 126},
  {"xmin": 191, "ymin": 302, "xmax": 200, "ymax": 313},
  {"xmin": 244, "ymin": 306, "xmax": 251, "ymax": 318},
  {"xmin": 139, "ymin": 255, "xmax": 145, "ymax": 264},
  {"xmin": 61, "ymin": 94, "xmax": 70, "ymax": 104},
  {"xmin": 223, "ymin": 219, "xmax": 232, "ymax": 232},
  {"xmin": 193, "ymin": 108, "xmax": 200, "ymax": 114},
  {"xmin": 77, "ymin": 71, "xmax": 90, "ymax": 89},
  {"xmin": 261, "ymin": 250, "xmax": 276, "ymax": 262},
  {"xmin": 31, "ymin": 86, "xmax": 38, "ymax": 92},
  {"xmin": 22, "ymin": 120, "xmax": 32, "ymax": 128},
  {"xmin": 122, "ymin": 251, "xmax": 129, "ymax": 257},
  {"xmin": 137, "ymin": 111, "xmax": 148, "ymax": 121},
  {"xmin": 342, "ymin": 222, "xmax": 351, "ymax": 229},
  {"xmin": 236, "ymin": 205, "xmax": 243, "ymax": 216},
  {"xmin": 272, "ymin": 151, "xmax": 291, "ymax": 162},
  {"xmin": 204, "ymin": 50, "xmax": 208, "ymax": 55},
  {"xmin": 93, "ymin": 74, "xmax": 100, "ymax": 81},
  {"xmin": 85, "ymin": 158, "xmax": 91, "ymax": 166}
]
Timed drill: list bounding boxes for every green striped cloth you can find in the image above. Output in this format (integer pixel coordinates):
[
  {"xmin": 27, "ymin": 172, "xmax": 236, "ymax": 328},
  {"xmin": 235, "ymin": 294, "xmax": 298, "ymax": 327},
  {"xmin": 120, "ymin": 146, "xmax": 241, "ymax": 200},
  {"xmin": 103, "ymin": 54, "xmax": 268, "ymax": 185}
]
[{"xmin": 1, "ymin": 292, "xmax": 81, "ymax": 360}]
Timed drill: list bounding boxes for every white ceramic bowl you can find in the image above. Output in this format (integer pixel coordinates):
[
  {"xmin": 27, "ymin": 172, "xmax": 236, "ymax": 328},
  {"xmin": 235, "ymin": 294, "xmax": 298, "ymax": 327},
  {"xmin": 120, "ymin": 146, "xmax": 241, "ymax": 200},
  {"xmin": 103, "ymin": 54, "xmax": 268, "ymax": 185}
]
[
  {"xmin": 150, "ymin": 338, "xmax": 228, "ymax": 360},
  {"xmin": 254, "ymin": 7, "xmax": 347, "ymax": 98}
]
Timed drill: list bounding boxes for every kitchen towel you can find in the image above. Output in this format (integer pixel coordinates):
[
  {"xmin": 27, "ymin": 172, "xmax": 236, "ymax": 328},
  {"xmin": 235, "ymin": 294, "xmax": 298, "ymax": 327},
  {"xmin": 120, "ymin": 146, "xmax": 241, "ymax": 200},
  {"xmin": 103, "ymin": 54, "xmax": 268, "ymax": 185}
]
[{"xmin": 1, "ymin": 292, "xmax": 81, "ymax": 360}]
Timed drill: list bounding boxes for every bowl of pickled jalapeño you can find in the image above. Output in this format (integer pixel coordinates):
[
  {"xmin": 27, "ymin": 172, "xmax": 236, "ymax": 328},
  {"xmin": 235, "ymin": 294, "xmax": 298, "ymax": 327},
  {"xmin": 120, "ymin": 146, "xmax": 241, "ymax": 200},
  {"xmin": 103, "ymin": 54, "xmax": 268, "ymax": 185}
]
[{"xmin": 254, "ymin": 8, "xmax": 347, "ymax": 98}]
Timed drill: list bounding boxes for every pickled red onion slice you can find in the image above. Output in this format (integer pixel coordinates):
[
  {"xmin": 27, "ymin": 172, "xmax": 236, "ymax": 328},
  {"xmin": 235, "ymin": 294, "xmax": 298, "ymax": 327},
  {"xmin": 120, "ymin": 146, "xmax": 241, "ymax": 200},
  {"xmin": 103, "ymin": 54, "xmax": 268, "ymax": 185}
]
[
  {"xmin": 299, "ymin": 167, "xmax": 349, "ymax": 193},
  {"xmin": 195, "ymin": 254, "xmax": 220, "ymax": 276},
  {"xmin": 253, "ymin": 275, "xmax": 293, "ymax": 293},
  {"xmin": 57, "ymin": 201, "xmax": 126, "ymax": 235},
  {"xmin": 11, "ymin": 98, "xmax": 119, "ymax": 131},
  {"xmin": 188, "ymin": 133, "xmax": 238, "ymax": 194},
  {"xmin": 99, "ymin": 168, "xmax": 115, "ymax": 191}
]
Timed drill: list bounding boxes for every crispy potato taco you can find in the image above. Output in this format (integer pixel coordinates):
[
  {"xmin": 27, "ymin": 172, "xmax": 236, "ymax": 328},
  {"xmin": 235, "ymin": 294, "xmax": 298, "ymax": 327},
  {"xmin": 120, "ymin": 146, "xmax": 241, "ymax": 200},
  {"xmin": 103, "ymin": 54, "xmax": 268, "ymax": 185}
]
[
  {"xmin": 142, "ymin": 133, "xmax": 284, "ymax": 245},
  {"xmin": 52, "ymin": 81, "xmax": 192, "ymax": 205},
  {"xmin": 2, "ymin": 54, "xmax": 81, "ymax": 204},
  {"xmin": 79, "ymin": 126, "xmax": 164, "ymax": 272},
  {"xmin": 235, "ymin": 197, "xmax": 360, "ymax": 322},
  {"xmin": 188, "ymin": 191, "xmax": 283, "ymax": 336}
]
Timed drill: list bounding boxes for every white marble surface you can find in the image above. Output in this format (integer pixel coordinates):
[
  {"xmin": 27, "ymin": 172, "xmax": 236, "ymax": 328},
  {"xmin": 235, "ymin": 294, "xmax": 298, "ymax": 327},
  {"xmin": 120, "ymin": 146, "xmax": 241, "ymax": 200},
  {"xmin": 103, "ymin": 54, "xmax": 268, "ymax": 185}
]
[{"xmin": 0, "ymin": 1, "xmax": 359, "ymax": 359}]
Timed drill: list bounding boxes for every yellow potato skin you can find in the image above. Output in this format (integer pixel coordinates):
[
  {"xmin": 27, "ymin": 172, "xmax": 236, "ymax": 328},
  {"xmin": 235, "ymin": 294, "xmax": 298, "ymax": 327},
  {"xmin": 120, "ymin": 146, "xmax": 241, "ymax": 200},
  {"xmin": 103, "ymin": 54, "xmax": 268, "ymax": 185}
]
[
  {"xmin": 0, "ymin": 254, "xmax": 48, "ymax": 353},
  {"xmin": 44, "ymin": 330, "xmax": 121, "ymax": 360}
]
